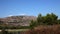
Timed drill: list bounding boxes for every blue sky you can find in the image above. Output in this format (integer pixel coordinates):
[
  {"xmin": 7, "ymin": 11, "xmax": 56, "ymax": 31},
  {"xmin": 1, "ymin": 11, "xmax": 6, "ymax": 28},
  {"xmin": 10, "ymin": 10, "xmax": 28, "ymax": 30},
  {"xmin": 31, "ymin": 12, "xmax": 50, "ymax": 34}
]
[{"xmin": 0, "ymin": 0, "xmax": 60, "ymax": 18}]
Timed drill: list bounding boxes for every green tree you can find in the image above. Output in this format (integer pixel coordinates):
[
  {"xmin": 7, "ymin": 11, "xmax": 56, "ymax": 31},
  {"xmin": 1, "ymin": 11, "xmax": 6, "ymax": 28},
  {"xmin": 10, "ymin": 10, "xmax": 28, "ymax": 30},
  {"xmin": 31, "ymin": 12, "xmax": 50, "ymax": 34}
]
[
  {"xmin": 37, "ymin": 13, "xmax": 58, "ymax": 25},
  {"xmin": 37, "ymin": 14, "xmax": 43, "ymax": 25},
  {"xmin": 43, "ymin": 13, "xmax": 58, "ymax": 25},
  {"xmin": 0, "ymin": 20, "xmax": 4, "ymax": 25},
  {"xmin": 30, "ymin": 20, "xmax": 37, "ymax": 29},
  {"xmin": 57, "ymin": 19, "xmax": 60, "ymax": 24}
]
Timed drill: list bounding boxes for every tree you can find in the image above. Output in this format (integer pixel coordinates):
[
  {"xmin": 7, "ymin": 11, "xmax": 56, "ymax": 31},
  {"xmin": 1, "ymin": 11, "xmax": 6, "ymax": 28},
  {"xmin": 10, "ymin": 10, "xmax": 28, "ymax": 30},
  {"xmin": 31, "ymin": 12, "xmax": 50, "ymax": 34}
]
[
  {"xmin": 57, "ymin": 19, "xmax": 60, "ymax": 24},
  {"xmin": 43, "ymin": 13, "xmax": 58, "ymax": 25},
  {"xmin": 37, "ymin": 14, "xmax": 43, "ymax": 25},
  {"xmin": 30, "ymin": 20, "xmax": 37, "ymax": 29},
  {"xmin": 36, "ymin": 13, "xmax": 59, "ymax": 25},
  {"xmin": 0, "ymin": 20, "xmax": 4, "ymax": 25}
]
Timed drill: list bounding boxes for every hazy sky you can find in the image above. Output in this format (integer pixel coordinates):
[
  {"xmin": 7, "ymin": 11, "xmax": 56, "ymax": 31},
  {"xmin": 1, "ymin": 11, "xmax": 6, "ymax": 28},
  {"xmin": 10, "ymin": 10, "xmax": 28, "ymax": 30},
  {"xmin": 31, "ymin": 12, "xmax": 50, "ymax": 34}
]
[{"xmin": 0, "ymin": 0, "xmax": 60, "ymax": 18}]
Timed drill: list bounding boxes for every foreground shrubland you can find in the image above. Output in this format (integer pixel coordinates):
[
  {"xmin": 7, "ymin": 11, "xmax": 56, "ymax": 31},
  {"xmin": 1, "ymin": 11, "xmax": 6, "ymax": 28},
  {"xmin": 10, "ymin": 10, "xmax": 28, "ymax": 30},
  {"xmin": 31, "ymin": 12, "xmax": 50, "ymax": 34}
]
[{"xmin": 21, "ymin": 25, "xmax": 60, "ymax": 34}]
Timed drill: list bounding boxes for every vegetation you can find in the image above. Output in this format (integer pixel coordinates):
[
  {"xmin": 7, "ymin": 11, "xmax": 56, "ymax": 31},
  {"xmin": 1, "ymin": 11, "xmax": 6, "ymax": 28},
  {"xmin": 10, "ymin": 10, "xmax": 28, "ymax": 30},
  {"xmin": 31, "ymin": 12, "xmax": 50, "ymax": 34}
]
[
  {"xmin": 0, "ymin": 13, "xmax": 60, "ymax": 29},
  {"xmin": 28, "ymin": 13, "xmax": 60, "ymax": 34},
  {"xmin": 30, "ymin": 13, "xmax": 60, "ymax": 29},
  {"xmin": 0, "ymin": 13, "xmax": 60, "ymax": 34}
]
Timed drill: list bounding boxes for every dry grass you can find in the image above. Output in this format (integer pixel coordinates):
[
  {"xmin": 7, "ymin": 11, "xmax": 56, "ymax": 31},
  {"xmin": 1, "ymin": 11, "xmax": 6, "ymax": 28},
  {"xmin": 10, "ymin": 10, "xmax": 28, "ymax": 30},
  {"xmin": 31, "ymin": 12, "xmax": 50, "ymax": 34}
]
[{"xmin": 22, "ymin": 25, "xmax": 60, "ymax": 34}]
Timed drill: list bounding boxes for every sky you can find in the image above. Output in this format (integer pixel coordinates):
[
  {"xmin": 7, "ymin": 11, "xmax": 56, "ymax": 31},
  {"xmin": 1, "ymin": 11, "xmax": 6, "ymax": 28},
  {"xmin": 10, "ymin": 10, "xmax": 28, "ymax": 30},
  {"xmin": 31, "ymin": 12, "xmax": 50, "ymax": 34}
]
[{"xmin": 0, "ymin": 0, "xmax": 60, "ymax": 18}]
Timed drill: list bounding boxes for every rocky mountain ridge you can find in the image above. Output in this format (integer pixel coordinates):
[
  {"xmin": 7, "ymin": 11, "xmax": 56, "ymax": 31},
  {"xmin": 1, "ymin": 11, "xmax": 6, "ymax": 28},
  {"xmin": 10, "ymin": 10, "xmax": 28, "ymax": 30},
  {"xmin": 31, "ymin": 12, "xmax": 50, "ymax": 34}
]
[{"xmin": 0, "ymin": 15, "xmax": 37, "ymax": 26}]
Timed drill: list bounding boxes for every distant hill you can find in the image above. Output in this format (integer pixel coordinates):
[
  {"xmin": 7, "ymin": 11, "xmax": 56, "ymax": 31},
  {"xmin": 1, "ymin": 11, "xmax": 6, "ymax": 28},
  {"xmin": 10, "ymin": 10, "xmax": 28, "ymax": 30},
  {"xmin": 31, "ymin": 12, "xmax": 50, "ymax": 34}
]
[{"xmin": 0, "ymin": 15, "xmax": 37, "ymax": 26}]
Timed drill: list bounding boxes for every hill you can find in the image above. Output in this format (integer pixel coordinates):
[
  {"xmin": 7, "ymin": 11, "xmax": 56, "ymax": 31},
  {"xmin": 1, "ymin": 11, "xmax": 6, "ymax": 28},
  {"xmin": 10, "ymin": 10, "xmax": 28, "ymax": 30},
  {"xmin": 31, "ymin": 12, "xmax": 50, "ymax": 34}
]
[{"xmin": 0, "ymin": 16, "xmax": 37, "ymax": 26}]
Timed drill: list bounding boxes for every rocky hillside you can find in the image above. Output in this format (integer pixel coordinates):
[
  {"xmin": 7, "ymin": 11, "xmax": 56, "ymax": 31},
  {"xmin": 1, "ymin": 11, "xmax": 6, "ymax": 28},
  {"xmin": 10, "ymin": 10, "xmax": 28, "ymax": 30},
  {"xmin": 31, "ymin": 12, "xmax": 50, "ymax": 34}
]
[{"xmin": 0, "ymin": 16, "xmax": 37, "ymax": 26}]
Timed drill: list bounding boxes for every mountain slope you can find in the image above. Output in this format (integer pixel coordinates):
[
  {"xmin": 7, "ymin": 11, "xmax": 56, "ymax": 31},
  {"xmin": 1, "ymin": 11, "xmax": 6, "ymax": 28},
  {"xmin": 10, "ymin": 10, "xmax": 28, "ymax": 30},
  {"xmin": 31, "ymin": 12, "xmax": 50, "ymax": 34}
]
[{"xmin": 0, "ymin": 16, "xmax": 37, "ymax": 26}]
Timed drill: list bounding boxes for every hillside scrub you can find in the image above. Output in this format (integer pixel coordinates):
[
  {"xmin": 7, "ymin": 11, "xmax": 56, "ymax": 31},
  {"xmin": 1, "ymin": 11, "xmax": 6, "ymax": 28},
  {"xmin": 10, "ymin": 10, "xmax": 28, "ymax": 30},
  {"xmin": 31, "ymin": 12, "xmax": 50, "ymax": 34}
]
[
  {"xmin": 29, "ymin": 13, "xmax": 60, "ymax": 34},
  {"xmin": 30, "ymin": 13, "xmax": 60, "ymax": 29},
  {"xmin": 29, "ymin": 25, "xmax": 60, "ymax": 34}
]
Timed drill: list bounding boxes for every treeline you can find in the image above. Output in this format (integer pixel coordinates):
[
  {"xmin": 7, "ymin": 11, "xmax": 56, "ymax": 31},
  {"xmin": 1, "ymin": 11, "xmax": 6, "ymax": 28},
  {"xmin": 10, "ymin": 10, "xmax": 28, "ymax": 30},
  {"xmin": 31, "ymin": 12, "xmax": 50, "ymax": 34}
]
[
  {"xmin": 0, "ymin": 26, "xmax": 30, "ymax": 29},
  {"xmin": 30, "ymin": 13, "xmax": 60, "ymax": 28}
]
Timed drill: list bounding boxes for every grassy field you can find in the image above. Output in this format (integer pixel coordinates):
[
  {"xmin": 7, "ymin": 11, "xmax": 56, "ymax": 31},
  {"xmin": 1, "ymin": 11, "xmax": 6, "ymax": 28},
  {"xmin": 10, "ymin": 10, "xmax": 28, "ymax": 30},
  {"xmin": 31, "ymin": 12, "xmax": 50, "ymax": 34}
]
[{"xmin": 5, "ymin": 29, "xmax": 29, "ymax": 32}]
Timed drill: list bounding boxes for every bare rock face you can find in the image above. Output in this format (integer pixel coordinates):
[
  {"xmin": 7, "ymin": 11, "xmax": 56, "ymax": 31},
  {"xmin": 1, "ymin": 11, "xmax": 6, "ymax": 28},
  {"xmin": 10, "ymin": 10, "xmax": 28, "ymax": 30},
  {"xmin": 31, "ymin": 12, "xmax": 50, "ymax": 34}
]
[{"xmin": 0, "ymin": 15, "xmax": 37, "ymax": 26}]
